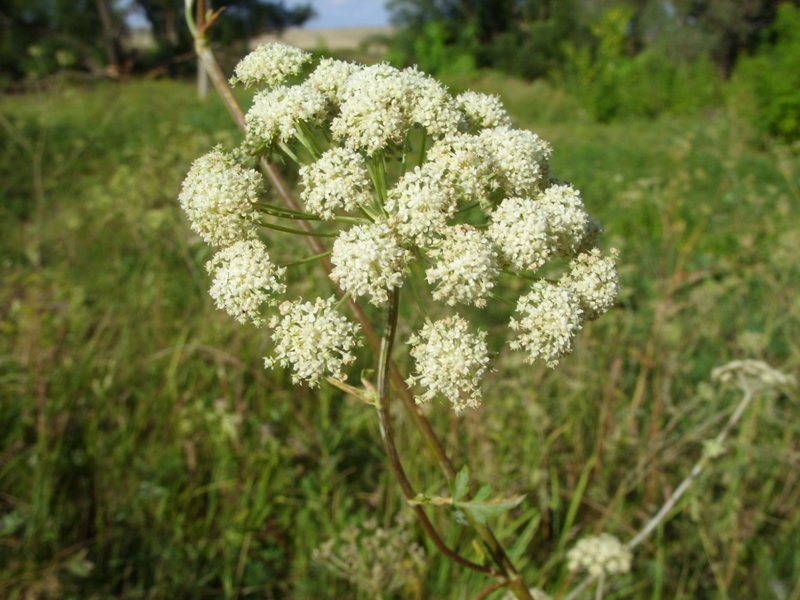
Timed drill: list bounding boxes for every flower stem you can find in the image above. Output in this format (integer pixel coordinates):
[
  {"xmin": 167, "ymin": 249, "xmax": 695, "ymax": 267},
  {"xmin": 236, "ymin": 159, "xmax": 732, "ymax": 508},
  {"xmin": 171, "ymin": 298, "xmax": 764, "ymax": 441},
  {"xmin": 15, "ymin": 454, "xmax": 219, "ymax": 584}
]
[{"xmin": 377, "ymin": 287, "xmax": 495, "ymax": 576}]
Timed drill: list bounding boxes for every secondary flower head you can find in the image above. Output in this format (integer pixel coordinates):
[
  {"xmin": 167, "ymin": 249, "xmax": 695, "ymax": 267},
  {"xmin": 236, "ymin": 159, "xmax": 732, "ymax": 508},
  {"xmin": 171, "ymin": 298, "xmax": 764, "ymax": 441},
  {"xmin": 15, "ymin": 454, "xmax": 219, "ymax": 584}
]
[
  {"xmin": 456, "ymin": 90, "xmax": 512, "ymax": 130},
  {"xmin": 331, "ymin": 63, "xmax": 417, "ymax": 155},
  {"xmin": 408, "ymin": 316, "xmax": 491, "ymax": 412},
  {"xmin": 425, "ymin": 134, "xmax": 496, "ymax": 205},
  {"xmin": 231, "ymin": 42, "xmax": 311, "ymax": 88},
  {"xmin": 567, "ymin": 534, "xmax": 632, "ymax": 577},
  {"xmin": 246, "ymin": 83, "xmax": 328, "ymax": 149},
  {"xmin": 426, "ymin": 225, "xmax": 499, "ymax": 307},
  {"xmin": 265, "ymin": 296, "xmax": 362, "ymax": 386},
  {"xmin": 480, "ymin": 126, "xmax": 552, "ymax": 196},
  {"xmin": 488, "ymin": 196, "xmax": 551, "ymax": 271},
  {"xmin": 300, "ymin": 147, "xmax": 373, "ymax": 219},
  {"xmin": 510, "ymin": 281, "xmax": 584, "ymax": 367},
  {"xmin": 206, "ymin": 239, "xmax": 286, "ymax": 327},
  {"xmin": 306, "ymin": 57, "xmax": 360, "ymax": 104},
  {"xmin": 330, "ymin": 221, "xmax": 412, "ymax": 305},
  {"xmin": 179, "ymin": 148, "xmax": 262, "ymax": 247},
  {"xmin": 385, "ymin": 166, "xmax": 457, "ymax": 246},
  {"xmin": 562, "ymin": 248, "xmax": 619, "ymax": 321}
]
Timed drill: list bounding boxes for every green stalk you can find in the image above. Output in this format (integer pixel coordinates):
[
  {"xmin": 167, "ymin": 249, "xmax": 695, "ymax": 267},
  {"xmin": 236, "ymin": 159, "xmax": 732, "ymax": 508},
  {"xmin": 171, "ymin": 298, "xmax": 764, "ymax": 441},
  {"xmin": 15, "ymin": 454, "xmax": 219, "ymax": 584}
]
[
  {"xmin": 279, "ymin": 251, "xmax": 331, "ymax": 268},
  {"xmin": 258, "ymin": 220, "xmax": 338, "ymax": 238}
]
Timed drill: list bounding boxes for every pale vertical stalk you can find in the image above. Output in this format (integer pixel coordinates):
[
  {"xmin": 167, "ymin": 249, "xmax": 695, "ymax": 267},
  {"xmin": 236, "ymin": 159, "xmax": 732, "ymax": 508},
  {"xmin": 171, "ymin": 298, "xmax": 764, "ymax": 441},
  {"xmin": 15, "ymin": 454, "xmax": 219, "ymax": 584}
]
[{"xmin": 564, "ymin": 387, "xmax": 758, "ymax": 600}]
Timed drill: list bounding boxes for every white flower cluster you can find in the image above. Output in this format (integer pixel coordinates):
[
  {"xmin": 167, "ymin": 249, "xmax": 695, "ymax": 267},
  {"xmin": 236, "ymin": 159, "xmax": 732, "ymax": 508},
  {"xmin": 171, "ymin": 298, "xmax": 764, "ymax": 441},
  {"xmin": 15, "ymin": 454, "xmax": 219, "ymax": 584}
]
[
  {"xmin": 407, "ymin": 317, "xmax": 491, "ymax": 412},
  {"xmin": 426, "ymin": 225, "xmax": 499, "ymax": 307},
  {"xmin": 246, "ymin": 84, "xmax": 328, "ymax": 148},
  {"xmin": 230, "ymin": 42, "xmax": 311, "ymax": 88},
  {"xmin": 179, "ymin": 148, "xmax": 262, "ymax": 247},
  {"xmin": 177, "ymin": 44, "xmax": 620, "ymax": 402},
  {"xmin": 456, "ymin": 90, "xmax": 512, "ymax": 130},
  {"xmin": 510, "ymin": 282, "xmax": 583, "ymax": 368},
  {"xmin": 330, "ymin": 221, "xmax": 412, "ymax": 305},
  {"xmin": 563, "ymin": 248, "xmax": 620, "ymax": 321},
  {"xmin": 206, "ymin": 240, "xmax": 286, "ymax": 327},
  {"xmin": 265, "ymin": 296, "xmax": 362, "ymax": 387},
  {"xmin": 567, "ymin": 534, "xmax": 632, "ymax": 577},
  {"xmin": 300, "ymin": 147, "xmax": 372, "ymax": 219},
  {"xmin": 711, "ymin": 359, "xmax": 797, "ymax": 392}
]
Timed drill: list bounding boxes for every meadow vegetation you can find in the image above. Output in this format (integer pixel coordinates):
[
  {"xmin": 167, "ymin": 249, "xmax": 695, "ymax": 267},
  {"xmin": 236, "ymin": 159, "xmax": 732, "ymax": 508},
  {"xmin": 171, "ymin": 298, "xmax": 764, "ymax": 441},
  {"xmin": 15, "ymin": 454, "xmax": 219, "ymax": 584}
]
[{"xmin": 1, "ymin": 65, "xmax": 799, "ymax": 599}]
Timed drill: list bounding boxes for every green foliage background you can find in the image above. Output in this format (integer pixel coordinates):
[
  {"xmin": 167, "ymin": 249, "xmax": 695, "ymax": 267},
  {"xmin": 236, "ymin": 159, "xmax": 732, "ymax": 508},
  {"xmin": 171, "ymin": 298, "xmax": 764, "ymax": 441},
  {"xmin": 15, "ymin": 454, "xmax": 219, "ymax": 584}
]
[{"xmin": 1, "ymin": 66, "xmax": 799, "ymax": 598}]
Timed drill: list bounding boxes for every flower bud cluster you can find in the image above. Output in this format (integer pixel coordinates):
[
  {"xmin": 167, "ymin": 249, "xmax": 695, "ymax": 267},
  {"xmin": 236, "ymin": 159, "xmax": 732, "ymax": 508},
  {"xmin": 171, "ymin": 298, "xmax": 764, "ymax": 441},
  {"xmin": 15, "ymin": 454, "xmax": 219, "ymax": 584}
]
[
  {"xmin": 567, "ymin": 534, "xmax": 633, "ymax": 577},
  {"xmin": 179, "ymin": 44, "xmax": 619, "ymax": 405}
]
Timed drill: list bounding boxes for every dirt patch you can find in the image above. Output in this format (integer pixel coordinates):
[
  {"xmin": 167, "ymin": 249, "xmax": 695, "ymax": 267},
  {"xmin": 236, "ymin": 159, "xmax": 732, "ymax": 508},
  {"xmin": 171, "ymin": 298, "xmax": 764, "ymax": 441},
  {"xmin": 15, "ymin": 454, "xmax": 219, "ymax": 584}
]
[{"xmin": 250, "ymin": 26, "xmax": 394, "ymax": 51}]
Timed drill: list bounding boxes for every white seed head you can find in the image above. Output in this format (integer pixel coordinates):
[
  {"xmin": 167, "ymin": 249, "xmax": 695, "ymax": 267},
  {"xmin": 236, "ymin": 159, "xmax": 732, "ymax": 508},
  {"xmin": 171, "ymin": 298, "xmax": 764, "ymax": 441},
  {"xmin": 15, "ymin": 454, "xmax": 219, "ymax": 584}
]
[
  {"xmin": 179, "ymin": 148, "xmax": 262, "ymax": 247},
  {"xmin": 330, "ymin": 221, "xmax": 412, "ymax": 305},
  {"xmin": 480, "ymin": 126, "xmax": 552, "ymax": 195},
  {"xmin": 264, "ymin": 296, "xmax": 362, "ymax": 387},
  {"xmin": 456, "ymin": 90, "xmax": 512, "ymax": 130},
  {"xmin": 231, "ymin": 43, "xmax": 311, "ymax": 88},
  {"xmin": 562, "ymin": 248, "xmax": 619, "ymax": 321},
  {"xmin": 426, "ymin": 225, "xmax": 499, "ymax": 307},
  {"xmin": 385, "ymin": 166, "xmax": 457, "ymax": 246},
  {"xmin": 300, "ymin": 147, "xmax": 372, "ymax": 219},
  {"xmin": 711, "ymin": 359, "xmax": 797, "ymax": 392},
  {"xmin": 246, "ymin": 83, "xmax": 328, "ymax": 148},
  {"xmin": 206, "ymin": 239, "xmax": 286, "ymax": 326},
  {"xmin": 510, "ymin": 281, "xmax": 584, "ymax": 367},
  {"xmin": 408, "ymin": 316, "xmax": 491, "ymax": 413},
  {"xmin": 567, "ymin": 534, "xmax": 632, "ymax": 577}
]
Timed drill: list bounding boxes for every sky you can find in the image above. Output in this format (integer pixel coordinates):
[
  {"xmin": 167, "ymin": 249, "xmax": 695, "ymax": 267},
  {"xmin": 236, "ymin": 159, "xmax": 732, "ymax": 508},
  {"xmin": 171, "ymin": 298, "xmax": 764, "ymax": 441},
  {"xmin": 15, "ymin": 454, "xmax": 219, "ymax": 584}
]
[{"xmin": 285, "ymin": 0, "xmax": 391, "ymax": 28}]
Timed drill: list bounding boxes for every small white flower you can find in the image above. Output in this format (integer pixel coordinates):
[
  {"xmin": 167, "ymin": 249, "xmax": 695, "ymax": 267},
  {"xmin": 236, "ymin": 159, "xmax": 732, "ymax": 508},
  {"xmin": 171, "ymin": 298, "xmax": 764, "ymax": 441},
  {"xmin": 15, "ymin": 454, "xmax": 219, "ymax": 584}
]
[
  {"xmin": 300, "ymin": 147, "xmax": 373, "ymax": 219},
  {"xmin": 265, "ymin": 296, "xmax": 362, "ymax": 386},
  {"xmin": 480, "ymin": 126, "xmax": 552, "ymax": 195},
  {"xmin": 537, "ymin": 184, "xmax": 591, "ymax": 258},
  {"xmin": 246, "ymin": 83, "xmax": 328, "ymax": 148},
  {"xmin": 179, "ymin": 148, "xmax": 262, "ymax": 247},
  {"xmin": 562, "ymin": 248, "xmax": 619, "ymax": 321},
  {"xmin": 456, "ymin": 90, "xmax": 512, "ymax": 130},
  {"xmin": 206, "ymin": 239, "xmax": 286, "ymax": 326},
  {"xmin": 231, "ymin": 43, "xmax": 311, "ymax": 88},
  {"xmin": 331, "ymin": 63, "xmax": 415, "ymax": 154},
  {"xmin": 567, "ymin": 534, "xmax": 632, "ymax": 577},
  {"xmin": 330, "ymin": 221, "xmax": 412, "ymax": 305},
  {"xmin": 403, "ymin": 66, "xmax": 463, "ymax": 138},
  {"xmin": 510, "ymin": 281, "xmax": 584, "ymax": 367},
  {"xmin": 385, "ymin": 166, "xmax": 457, "ymax": 246},
  {"xmin": 424, "ymin": 134, "xmax": 496, "ymax": 205},
  {"xmin": 426, "ymin": 225, "xmax": 499, "ymax": 307},
  {"xmin": 306, "ymin": 57, "xmax": 360, "ymax": 104},
  {"xmin": 408, "ymin": 316, "xmax": 491, "ymax": 413},
  {"xmin": 487, "ymin": 196, "xmax": 551, "ymax": 271}
]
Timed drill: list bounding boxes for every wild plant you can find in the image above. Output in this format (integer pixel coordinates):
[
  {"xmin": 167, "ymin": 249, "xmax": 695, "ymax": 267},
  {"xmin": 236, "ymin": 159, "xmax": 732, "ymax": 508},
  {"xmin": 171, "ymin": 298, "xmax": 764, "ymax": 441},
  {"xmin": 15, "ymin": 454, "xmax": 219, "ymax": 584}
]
[{"xmin": 177, "ymin": 4, "xmax": 795, "ymax": 598}]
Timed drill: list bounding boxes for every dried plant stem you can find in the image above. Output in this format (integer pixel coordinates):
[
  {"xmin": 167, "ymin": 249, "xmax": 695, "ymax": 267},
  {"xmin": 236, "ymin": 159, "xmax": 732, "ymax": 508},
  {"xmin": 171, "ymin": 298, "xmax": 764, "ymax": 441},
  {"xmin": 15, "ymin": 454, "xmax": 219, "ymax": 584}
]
[
  {"xmin": 190, "ymin": 20, "xmax": 530, "ymax": 598},
  {"xmin": 563, "ymin": 388, "xmax": 757, "ymax": 600}
]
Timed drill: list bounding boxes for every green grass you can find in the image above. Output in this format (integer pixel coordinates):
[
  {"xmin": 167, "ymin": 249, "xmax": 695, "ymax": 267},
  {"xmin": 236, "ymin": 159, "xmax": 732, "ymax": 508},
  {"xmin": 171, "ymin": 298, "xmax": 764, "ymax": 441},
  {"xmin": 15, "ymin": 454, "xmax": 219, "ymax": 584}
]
[{"xmin": 1, "ymin": 75, "xmax": 799, "ymax": 599}]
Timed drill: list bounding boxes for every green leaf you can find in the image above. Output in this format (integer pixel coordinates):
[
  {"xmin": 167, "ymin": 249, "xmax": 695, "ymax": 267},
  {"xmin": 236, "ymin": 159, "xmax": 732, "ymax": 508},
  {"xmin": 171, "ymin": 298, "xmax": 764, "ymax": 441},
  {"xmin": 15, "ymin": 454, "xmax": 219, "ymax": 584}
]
[{"xmin": 453, "ymin": 465, "xmax": 470, "ymax": 501}]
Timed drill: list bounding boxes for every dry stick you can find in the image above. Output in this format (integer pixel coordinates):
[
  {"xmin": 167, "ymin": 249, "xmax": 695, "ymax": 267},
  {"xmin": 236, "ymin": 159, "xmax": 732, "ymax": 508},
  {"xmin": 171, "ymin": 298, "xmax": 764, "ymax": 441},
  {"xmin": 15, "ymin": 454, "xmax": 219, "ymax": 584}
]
[
  {"xmin": 563, "ymin": 388, "xmax": 757, "ymax": 600},
  {"xmin": 191, "ymin": 27, "xmax": 532, "ymax": 599}
]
